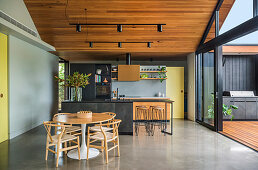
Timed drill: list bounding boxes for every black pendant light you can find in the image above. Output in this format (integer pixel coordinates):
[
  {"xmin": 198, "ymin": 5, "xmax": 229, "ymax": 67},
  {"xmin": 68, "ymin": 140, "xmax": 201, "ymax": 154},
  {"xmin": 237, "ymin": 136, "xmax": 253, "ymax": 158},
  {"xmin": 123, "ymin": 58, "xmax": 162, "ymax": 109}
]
[
  {"xmin": 118, "ymin": 42, "xmax": 122, "ymax": 48},
  {"xmin": 76, "ymin": 24, "xmax": 81, "ymax": 32},
  {"xmin": 147, "ymin": 42, "xmax": 151, "ymax": 48},
  {"xmin": 117, "ymin": 24, "xmax": 122, "ymax": 32},
  {"xmin": 157, "ymin": 24, "xmax": 162, "ymax": 32}
]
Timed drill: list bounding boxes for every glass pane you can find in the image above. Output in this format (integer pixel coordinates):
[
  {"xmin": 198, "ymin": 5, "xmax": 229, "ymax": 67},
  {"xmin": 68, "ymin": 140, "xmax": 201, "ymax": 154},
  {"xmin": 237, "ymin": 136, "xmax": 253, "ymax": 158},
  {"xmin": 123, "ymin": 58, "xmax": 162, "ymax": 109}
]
[
  {"xmin": 220, "ymin": 0, "xmax": 253, "ymax": 34},
  {"xmin": 58, "ymin": 63, "xmax": 65, "ymax": 110},
  {"xmin": 203, "ymin": 52, "xmax": 215, "ymax": 126},
  {"xmin": 196, "ymin": 54, "xmax": 203, "ymax": 121}
]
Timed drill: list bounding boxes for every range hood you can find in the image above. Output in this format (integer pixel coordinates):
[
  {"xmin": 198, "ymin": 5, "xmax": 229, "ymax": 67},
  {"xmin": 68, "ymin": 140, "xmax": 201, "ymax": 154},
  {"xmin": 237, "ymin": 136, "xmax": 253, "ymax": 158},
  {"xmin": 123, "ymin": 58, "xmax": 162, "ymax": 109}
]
[{"xmin": 118, "ymin": 53, "xmax": 140, "ymax": 81}]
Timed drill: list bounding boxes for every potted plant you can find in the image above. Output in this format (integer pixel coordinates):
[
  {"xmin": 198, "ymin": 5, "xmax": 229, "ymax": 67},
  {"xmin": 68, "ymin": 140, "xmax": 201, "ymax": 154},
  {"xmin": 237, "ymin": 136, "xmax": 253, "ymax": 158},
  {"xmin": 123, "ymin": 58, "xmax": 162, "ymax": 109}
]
[
  {"xmin": 55, "ymin": 72, "xmax": 91, "ymax": 101},
  {"xmin": 207, "ymin": 94, "xmax": 238, "ymax": 121},
  {"xmin": 157, "ymin": 66, "xmax": 167, "ymax": 83}
]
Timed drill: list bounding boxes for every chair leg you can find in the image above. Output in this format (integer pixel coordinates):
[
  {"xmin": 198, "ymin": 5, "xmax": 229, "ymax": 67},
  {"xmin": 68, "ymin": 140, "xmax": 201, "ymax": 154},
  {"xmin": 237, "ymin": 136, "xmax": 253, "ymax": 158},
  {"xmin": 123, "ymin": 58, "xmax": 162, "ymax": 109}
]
[
  {"xmin": 45, "ymin": 141, "xmax": 49, "ymax": 160},
  {"xmin": 56, "ymin": 143, "xmax": 60, "ymax": 168},
  {"xmin": 104, "ymin": 140, "xmax": 108, "ymax": 164},
  {"xmin": 101, "ymin": 141, "xmax": 104, "ymax": 152},
  {"xmin": 64, "ymin": 142, "xmax": 67, "ymax": 155},
  {"xmin": 77, "ymin": 137, "xmax": 81, "ymax": 160},
  {"xmin": 117, "ymin": 137, "xmax": 120, "ymax": 157}
]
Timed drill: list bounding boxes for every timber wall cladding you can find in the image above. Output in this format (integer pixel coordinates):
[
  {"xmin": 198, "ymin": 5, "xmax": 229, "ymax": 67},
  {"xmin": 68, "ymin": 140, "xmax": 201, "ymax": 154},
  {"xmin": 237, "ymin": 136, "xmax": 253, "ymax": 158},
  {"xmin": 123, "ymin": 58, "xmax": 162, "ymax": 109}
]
[{"xmin": 222, "ymin": 55, "xmax": 256, "ymax": 92}]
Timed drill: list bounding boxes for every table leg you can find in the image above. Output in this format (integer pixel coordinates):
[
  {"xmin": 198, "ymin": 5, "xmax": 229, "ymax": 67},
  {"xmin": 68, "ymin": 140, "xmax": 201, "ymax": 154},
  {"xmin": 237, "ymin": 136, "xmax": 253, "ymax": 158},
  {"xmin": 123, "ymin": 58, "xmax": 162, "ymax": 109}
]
[{"xmin": 67, "ymin": 124, "xmax": 100, "ymax": 159}]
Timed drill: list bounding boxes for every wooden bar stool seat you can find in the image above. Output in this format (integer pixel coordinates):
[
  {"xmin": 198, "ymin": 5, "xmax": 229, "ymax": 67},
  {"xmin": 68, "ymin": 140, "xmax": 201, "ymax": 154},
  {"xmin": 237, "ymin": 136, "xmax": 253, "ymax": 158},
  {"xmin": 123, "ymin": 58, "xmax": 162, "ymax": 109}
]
[
  {"xmin": 135, "ymin": 105, "xmax": 150, "ymax": 136},
  {"xmin": 149, "ymin": 106, "xmax": 166, "ymax": 135}
]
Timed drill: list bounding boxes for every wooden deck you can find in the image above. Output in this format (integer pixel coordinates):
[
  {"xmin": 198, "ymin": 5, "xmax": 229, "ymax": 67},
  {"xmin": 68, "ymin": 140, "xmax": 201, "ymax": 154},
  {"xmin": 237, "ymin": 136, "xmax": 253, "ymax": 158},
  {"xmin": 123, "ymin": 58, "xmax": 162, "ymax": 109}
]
[{"xmin": 220, "ymin": 121, "xmax": 258, "ymax": 151}]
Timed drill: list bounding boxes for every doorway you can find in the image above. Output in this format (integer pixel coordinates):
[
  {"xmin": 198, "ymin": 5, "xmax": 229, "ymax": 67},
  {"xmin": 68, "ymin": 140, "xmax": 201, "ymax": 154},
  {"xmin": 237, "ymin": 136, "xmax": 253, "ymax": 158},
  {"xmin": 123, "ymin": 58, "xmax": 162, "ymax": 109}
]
[
  {"xmin": 0, "ymin": 33, "xmax": 9, "ymax": 143},
  {"xmin": 166, "ymin": 67, "xmax": 184, "ymax": 118}
]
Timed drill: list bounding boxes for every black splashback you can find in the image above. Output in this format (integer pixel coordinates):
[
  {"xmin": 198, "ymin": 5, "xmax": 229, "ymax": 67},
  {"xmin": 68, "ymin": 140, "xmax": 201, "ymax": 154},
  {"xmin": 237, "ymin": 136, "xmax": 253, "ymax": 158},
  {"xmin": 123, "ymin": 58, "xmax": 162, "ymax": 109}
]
[{"xmin": 70, "ymin": 64, "xmax": 96, "ymax": 100}]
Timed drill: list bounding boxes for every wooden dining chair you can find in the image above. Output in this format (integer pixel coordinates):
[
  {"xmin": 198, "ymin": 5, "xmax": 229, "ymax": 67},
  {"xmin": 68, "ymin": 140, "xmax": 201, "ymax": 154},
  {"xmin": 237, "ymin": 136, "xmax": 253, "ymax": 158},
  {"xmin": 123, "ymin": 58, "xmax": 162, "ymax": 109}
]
[
  {"xmin": 53, "ymin": 113, "xmax": 82, "ymax": 136},
  {"xmin": 90, "ymin": 112, "xmax": 116, "ymax": 132},
  {"xmin": 87, "ymin": 119, "xmax": 121, "ymax": 163},
  {"xmin": 43, "ymin": 121, "xmax": 81, "ymax": 168}
]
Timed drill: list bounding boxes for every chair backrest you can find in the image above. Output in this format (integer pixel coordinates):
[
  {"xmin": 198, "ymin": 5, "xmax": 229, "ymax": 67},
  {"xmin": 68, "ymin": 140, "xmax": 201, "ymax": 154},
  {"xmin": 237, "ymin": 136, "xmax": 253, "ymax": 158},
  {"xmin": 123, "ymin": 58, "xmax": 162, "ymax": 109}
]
[
  {"xmin": 98, "ymin": 119, "xmax": 121, "ymax": 139},
  {"xmin": 53, "ymin": 113, "xmax": 71, "ymax": 118},
  {"xmin": 101, "ymin": 112, "xmax": 116, "ymax": 119},
  {"xmin": 43, "ymin": 121, "xmax": 71, "ymax": 142}
]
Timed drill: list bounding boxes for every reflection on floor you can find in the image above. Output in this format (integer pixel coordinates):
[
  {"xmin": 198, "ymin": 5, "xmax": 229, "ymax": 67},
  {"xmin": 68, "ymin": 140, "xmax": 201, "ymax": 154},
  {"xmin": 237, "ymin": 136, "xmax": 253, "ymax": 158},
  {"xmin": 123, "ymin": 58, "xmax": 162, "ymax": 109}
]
[
  {"xmin": 0, "ymin": 119, "xmax": 258, "ymax": 170},
  {"xmin": 220, "ymin": 121, "xmax": 258, "ymax": 151}
]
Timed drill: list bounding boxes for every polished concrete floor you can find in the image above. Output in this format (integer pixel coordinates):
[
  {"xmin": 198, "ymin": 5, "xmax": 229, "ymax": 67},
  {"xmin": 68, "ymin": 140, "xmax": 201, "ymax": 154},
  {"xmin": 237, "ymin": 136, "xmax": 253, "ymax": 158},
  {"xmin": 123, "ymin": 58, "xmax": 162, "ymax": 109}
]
[{"xmin": 0, "ymin": 119, "xmax": 257, "ymax": 170}]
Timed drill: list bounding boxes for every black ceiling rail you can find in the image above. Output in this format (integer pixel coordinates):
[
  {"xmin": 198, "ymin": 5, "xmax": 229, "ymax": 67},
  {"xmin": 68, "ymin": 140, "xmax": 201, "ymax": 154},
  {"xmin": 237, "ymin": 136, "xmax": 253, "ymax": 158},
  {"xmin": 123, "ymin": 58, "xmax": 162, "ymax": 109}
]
[
  {"xmin": 197, "ymin": 16, "xmax": 258, "ymax": 53},
  {"xmin": 71, "ymin": 23, "xmax": 166, "ymax": 32},
  {"xmin": 197, "ymin": 0, "xmax": 224, "ymax": 48},
  {"xmin": 70, "ymin": 23, "xmax": 166, "ymax": 26},
  {"xmin": 87, "ymin": 41, "xmax": 153, "ymax": 48}
]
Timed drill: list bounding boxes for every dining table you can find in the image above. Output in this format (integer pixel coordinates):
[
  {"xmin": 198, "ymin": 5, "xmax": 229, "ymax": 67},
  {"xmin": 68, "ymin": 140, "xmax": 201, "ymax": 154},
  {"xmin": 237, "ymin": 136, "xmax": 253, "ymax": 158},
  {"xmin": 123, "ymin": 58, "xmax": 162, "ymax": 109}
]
[{"xmin": 53, "ymin": 112, "xmax": 115, "ymax": 159}]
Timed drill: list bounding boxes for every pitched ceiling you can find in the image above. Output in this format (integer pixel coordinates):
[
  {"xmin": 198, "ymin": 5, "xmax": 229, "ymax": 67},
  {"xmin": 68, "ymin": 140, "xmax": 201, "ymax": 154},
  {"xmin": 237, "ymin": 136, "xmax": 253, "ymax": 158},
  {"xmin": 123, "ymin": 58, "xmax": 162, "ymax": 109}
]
[{"xmin": 24, "ymin": 0, "xmax": 234, "ymax": 61}]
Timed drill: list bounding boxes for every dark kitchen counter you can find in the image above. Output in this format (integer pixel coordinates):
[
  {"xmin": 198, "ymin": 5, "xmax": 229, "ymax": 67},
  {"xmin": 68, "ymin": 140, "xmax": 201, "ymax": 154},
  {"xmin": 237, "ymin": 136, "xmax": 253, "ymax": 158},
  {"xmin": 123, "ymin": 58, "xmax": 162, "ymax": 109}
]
[
  {"xmin": 62, "ymin": 98, "xmax": 174, "ymax": 103},
  {"xmin": 61, "ymin": 98, "xmax": 174, "ymax": 135}
]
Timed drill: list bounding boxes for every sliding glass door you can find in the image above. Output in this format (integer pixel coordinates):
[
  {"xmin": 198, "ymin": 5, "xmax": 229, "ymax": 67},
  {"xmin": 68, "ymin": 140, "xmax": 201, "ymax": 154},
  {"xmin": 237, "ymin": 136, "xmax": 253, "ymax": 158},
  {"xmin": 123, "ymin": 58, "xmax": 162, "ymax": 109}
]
[{"xmin": 196, "ymin": 51, "xmax": 216, "ymax": 130}]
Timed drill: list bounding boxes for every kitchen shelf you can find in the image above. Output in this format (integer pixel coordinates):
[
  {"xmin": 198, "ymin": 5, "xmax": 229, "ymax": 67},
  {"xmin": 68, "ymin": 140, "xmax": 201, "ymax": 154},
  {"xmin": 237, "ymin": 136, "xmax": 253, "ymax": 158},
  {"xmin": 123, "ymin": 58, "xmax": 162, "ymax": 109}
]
[
  {"xmin": 112, "ymin": 78, "xmax": 118, "ymax": 80},
  {"xmin": 140, "ymin": 78, "xmax": 167, "ymax": 80},
  {"xmin": 140, "ymin": 71, "xmax": 167, "ymax": 73},
  {"xmin": 111, "ymin": 71, "xmax": 118, "ymax": 73}
]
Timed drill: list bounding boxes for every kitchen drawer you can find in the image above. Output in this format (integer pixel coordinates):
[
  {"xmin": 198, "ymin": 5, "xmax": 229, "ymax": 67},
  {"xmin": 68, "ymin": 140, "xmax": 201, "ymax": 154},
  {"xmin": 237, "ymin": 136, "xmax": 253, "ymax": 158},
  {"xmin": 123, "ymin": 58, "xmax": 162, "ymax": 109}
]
[
  {"xmin": 246, "ymin": 101, "xmax": 257, "ymax": 119},
  {"xmin": 232, "ymin": 101, "xmax": 246, "ymax": 119}
]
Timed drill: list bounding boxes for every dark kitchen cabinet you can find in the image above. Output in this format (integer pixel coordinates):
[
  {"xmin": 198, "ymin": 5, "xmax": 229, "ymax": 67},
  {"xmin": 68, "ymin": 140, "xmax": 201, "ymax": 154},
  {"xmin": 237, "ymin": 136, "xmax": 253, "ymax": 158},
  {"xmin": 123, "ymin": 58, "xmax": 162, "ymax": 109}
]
[{"xmin": 245, "ymin": 98, "xmax": 257, "ymax": 119}]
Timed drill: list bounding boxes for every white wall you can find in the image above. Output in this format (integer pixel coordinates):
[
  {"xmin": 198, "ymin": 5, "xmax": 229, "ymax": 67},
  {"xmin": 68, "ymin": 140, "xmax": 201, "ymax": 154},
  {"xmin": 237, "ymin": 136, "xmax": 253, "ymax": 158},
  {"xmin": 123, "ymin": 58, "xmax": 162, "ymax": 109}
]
[
  {"xmin": 0, "ymin": 0, "xmax": 39, "ymax": 36},
  {"xmin": 187, "ymin": 53, "xmax": 195, "ymax": 121},
  {"xmin": 8, "ymin": 35, "xmax": 58, "ymax": 139}
]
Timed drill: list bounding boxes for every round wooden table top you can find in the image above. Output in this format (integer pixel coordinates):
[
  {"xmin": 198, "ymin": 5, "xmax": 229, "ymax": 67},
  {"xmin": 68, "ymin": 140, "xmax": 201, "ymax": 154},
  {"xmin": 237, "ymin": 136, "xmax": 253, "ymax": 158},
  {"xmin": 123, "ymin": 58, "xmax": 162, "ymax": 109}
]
[{"xmin": 53, "ymin": 113, "xmax": 115, "ymax": 124}]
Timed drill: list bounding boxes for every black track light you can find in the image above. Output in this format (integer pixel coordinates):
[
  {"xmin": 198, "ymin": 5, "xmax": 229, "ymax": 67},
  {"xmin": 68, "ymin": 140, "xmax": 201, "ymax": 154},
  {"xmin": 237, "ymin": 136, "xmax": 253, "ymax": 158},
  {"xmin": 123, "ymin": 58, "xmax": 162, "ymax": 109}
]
[
  {"xmin": 117, "ymin": 24, "xmax": 122, "ymax": 32},
  {"xmin": 89, "ymin": 42, "xmax": 93, "ymax": 48},
  {"xmin": 118, "ymin": 42, "xmax": 122, "ymax": 48},
  {"xmin": 76, "ymin": 24, "xmax": 81, "ymax": 32},
  {"xmin": 157, "ymin": 24, "xmax": 162, "ymax": 32},
  {"xmin": 147, "ymin": 42, "xmax": 151, "ymax": 48}
]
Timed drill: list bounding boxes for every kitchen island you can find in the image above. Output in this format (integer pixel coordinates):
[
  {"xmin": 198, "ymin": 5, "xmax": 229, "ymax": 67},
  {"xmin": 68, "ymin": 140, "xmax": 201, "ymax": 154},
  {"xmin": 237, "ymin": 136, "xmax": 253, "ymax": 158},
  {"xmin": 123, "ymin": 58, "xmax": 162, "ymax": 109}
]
[{"xmin": 61, "ymin": 97, "xmax": 174, "ymax": 135}]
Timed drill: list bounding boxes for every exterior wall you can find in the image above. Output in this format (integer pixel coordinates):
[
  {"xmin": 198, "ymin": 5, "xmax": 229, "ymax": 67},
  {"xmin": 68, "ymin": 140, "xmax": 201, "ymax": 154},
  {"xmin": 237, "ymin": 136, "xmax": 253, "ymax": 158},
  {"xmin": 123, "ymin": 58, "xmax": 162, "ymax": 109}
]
[
  {"xmin": 8, "ymin": 35, "xmax": 58, "ymax": 139},
  {"xmin": 187, "ymin": 53, "xmax": 195, "ymax": 121}
]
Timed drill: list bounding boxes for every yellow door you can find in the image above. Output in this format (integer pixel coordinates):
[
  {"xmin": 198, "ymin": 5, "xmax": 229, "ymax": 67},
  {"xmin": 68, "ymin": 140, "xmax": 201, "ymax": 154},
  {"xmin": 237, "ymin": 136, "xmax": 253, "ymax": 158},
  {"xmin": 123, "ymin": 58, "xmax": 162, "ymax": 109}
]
[
  {"xmin": 0, "ymin": 33, "xmax": 8, "ymax": 143},
  {"xmin": 166, "ymin": 67, "xmax": 184, "ymax": 118}
]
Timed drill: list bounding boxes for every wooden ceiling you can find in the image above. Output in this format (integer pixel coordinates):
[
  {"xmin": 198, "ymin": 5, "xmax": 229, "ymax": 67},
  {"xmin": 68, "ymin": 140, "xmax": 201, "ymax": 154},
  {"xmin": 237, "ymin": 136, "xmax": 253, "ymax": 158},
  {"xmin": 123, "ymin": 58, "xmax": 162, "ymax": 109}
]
[{"xmin": 24, "ymin": 0, "xmax": 234, "ymax": 61}]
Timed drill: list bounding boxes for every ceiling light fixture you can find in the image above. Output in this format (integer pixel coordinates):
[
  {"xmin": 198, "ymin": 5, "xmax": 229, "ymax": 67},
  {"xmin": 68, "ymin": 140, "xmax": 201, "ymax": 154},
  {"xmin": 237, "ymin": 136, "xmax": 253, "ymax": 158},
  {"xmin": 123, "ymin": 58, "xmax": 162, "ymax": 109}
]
[
  {"xmin": 76, "ymin": 24, "xmax": 81, "ymax": 32},
  {"xmin": 157, "ymin": 24, "xmax": 162, "ymax": 32},
  {"xmin": 89, "ymin": 42, "xmax": 93, "ymax": 48},
  {"xmin": 117, "ymin": 24, "xmax": 122, "ymax": 32},
  {"xmin": 118, "ymin": 42, "xmax": 122, "ymax": 48},
  {"xmin": 147, "ymin": 42, "xmax": 151, "ymax": 48}
]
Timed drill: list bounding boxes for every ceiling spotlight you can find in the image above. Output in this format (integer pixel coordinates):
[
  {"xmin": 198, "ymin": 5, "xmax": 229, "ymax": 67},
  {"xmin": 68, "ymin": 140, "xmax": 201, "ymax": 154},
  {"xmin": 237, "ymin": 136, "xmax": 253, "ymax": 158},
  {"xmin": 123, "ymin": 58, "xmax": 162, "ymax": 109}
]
[
  {"xmin": 157, "ymin": 24, "xmax": 162, "ymax": 32},
  {"xmin": 89, "ymin": 42, "xmax": 93, "ymax": 48},
  {"xmin": 117, "ymin": 24, "xmax": 122, "ymax": 32},
  {"xmin": 76, "ymin": 24, "xmax": 81, "ymax": 32},
  {"xmin": 118, "ymin": 42, "xmax": 122, "ymax": 48},
  {"xmin": 147, "ymin": 42, "xmax": 151, "ymax": 48}
]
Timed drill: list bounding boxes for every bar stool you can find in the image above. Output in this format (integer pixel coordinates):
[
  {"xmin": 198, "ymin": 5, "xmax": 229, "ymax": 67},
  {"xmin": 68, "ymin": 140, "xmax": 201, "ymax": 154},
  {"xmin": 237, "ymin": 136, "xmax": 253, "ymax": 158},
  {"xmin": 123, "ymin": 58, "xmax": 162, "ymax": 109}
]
[
  {"xmin": 150, "ymin": 106, "xmax": 165, "ymax": 135},
  {"xmin": 135, "ymin": 105, "xmax": 149, "ymax": 136}
]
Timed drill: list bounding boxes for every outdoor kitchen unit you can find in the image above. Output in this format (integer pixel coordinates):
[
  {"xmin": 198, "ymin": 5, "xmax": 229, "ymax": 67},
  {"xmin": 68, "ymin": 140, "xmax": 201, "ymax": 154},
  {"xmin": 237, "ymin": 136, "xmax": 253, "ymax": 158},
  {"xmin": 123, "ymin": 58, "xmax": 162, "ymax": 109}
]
[{"xmin": 223, "ymin": 91, "xmax": 258, "ymax": 120}]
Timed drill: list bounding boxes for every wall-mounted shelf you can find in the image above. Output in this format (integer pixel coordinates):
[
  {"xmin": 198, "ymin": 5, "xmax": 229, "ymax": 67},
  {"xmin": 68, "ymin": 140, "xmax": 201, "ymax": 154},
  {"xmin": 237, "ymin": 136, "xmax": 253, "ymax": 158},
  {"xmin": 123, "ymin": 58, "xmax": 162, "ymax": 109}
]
[
  {"xmin": 140, "ymin": 71, "xmax": 167, "ymax": 73},
  {"xmin": 140, "ymin": 78, "xmax": 167, "ymax": 80},
  {"xmin": 112, "ymin": 78, "xmax": 118, "ymax": 80},
  {"xmin": 113, "ymin": 71, "xmax": 167, "ymax": 73}
]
